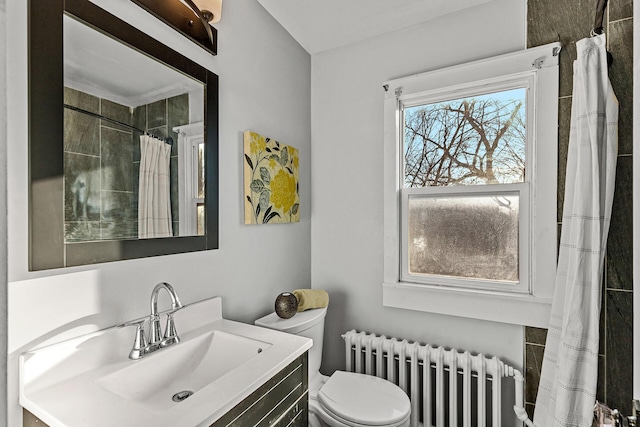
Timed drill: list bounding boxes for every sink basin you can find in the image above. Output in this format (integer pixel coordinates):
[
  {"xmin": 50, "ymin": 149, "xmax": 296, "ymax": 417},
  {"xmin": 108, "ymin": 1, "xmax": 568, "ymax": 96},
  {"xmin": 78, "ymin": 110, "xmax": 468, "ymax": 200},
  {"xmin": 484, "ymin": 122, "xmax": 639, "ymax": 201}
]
[
  {"xmin": 96, "ymin": 330, "xmax": 271, "ymax": 413},
  {"xmin": 20, "ymin": 296, "xmax": 313, "ymax": 427}
]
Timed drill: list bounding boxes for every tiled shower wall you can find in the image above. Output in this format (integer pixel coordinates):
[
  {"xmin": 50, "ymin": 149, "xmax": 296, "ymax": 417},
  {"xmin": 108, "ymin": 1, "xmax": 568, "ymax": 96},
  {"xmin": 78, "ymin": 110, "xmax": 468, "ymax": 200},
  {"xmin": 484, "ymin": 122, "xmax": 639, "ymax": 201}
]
[
  {"xmin": 63, "ymin": 88, "xmax": 189, "ymax": 241},
  {"xmin": 525, "ymin": 0, "xmax": 634, "ymax": 418},
  {"xmin": 64, "ymin": 87, "xmax": 137, "ymax": 241}
]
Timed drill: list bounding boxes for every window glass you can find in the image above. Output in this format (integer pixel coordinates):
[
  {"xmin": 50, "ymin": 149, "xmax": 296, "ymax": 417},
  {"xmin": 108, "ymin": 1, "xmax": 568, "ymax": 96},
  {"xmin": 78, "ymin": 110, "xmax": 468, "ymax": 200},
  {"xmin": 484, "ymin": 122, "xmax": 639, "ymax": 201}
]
[
  {"xmin": 403, "ymin": 88, "xmax": 526, "ymax": 187},
  {"xmin": 197, "ymin": 203, "xmax": 205, "ymax": 235},
  {"xmin": 197, "ymin": 142, "xmax": 205, "ymax": 199},
  {"xmin": 407, "ymin": 193, "xmax": 519, "ymax": 282}
]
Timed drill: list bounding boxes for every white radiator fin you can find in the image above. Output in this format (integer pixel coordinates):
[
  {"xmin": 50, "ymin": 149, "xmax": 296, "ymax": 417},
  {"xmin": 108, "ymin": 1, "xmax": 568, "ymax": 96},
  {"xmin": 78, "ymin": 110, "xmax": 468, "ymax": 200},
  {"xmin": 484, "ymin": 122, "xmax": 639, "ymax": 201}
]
[{"xmin": 342, "ymin": 330, "xmax": 535, "ymax": 427}]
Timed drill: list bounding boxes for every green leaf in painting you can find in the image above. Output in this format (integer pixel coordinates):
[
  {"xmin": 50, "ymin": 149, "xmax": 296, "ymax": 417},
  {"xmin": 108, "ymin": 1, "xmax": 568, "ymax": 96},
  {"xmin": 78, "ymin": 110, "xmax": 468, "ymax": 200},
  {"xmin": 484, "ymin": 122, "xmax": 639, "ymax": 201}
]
[
  {"xmin": 259, "ymin": 191, "xmax": 270, "ymax": 211},
  {"xmin": 250, "ymin": 179, "xmax": 265, "ymax": 193},
  {"xmin": 260, "ymin": 167, "xmax": 271, "ymax": 184},
  {"xmin": 264, "ymin": 211, "xmax": 281, "ymax": 223},
  {"xmin": 280, "ymin": 147, "xmax": 289, "ymax": 166},
  {"xmin": 291, "ymin": 203, "xmax": 299, "ymax": 215},
  {"xmin": 255, "ymin": 203, "xmax": 261, "ymax": 218},
  {"xmin": 244, "ymin": 154, "xmax": 254, "ymax": 170},
  {"xmin": 265, "ymin": 147, "xmax": 272, "ymax": 153},
  {"xmin": 270, "ymin": 154, "xmax": 280, "ymax": 164},
  {"xmin": 264, "ymin": 205, "xmax": 272, "ymax": 219},
  {"xmin": 246, "ymin": 195, "xmax": 252, "ymax": 204}
]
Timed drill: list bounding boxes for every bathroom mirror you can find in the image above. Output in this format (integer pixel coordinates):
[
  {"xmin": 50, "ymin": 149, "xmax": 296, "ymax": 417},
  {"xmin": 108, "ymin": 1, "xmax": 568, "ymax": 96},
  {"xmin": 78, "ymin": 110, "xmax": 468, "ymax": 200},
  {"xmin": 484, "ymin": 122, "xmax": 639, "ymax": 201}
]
[{"xmin": 29, "ymin": 0, "xmax": 219, "ymax": 270}]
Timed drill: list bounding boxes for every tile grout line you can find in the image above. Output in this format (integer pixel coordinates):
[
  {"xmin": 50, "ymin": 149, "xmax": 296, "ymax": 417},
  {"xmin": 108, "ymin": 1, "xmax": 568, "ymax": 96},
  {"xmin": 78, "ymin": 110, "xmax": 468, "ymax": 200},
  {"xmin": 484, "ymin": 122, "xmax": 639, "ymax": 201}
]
[
  {"xmin": 604, "ymin": 287, "xmax": 634, "ymax": 293},
  {"xmin": 609, "ymin": 16, "xmax": 633, "ymax": 25}
]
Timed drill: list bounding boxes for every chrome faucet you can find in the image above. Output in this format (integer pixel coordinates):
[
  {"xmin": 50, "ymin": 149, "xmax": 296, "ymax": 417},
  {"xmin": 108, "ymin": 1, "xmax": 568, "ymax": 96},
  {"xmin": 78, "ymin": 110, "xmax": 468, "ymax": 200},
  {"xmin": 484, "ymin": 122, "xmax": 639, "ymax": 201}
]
[{"xmin": 127, "ymin": 282, "xmax": 182, "ymax": 360}]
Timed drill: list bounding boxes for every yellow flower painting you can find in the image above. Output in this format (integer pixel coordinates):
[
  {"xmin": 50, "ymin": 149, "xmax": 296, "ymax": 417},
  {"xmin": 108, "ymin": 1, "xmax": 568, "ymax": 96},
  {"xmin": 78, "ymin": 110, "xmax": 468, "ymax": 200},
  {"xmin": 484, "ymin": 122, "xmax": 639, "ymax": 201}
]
[{"xmin": 244, "ymin": 131, "xmax": 300, "ymax": 224}]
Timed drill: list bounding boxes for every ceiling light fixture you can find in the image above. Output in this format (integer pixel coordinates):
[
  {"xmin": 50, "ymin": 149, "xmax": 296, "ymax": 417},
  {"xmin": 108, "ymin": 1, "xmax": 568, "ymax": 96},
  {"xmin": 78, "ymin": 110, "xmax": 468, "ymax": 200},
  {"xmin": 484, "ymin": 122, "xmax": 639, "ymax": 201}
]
[
  {"xmin": 131, "ymin": 0, "xmax": 222, "ymax": 54},
  {"xmin": 184, "ymin": 0, "xmax": 222, "ymax": 23}
]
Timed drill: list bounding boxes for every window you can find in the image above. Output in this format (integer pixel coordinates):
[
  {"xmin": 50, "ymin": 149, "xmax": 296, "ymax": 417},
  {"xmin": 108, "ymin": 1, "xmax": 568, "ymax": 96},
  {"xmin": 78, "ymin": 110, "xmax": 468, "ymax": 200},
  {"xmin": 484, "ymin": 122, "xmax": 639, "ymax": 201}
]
[
  {"xmin": 383, "ymin": 43, "xmax": 561, "ymax": 326},
  {"xmin": 174, "ymin": 122, "xmax": 205, "ymax": 236},
  {"xmin": 402, "ymin": 82, "xmax": 530, "ymax": 293}
]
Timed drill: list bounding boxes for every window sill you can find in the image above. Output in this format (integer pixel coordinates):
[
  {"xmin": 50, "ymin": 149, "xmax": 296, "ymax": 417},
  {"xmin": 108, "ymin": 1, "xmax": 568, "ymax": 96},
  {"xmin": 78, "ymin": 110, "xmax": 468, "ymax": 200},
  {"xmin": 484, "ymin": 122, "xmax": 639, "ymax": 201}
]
[{"xmin": 383, "ymin": 281, "xmax": 552, "ymax": 327}]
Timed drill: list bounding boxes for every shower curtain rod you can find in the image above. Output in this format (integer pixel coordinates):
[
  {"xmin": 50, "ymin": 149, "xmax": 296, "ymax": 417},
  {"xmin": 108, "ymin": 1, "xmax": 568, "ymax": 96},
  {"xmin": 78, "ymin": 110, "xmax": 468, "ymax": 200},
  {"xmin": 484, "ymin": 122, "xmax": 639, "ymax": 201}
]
[
  {"xmin": 63, "ymin": 103, "xmax": 174, "ymax": 145},
  {"xmin": 590, "ymin": 0, "xmax": 613, "ymax": 67},
  {"xmin": 592, "ymin": 0, "xmax": 609, "ymax": 35}
]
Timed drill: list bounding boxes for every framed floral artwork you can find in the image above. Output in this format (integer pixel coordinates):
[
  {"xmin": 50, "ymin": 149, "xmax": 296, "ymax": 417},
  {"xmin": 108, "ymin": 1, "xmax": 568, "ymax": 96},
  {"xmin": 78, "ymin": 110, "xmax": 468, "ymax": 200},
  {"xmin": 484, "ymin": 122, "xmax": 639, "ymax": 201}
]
[{"xmin": 244, "ymin": 131, "xmax": 300, "ymax": 224}]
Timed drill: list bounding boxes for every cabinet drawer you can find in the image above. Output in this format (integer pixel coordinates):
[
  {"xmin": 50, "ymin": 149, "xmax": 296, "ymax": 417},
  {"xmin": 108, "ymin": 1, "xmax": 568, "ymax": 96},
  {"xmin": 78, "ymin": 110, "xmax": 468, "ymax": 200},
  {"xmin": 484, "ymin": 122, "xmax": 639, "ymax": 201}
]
[
  {"xmin": 211, "ymin": 352, "xmax": 308, "ymax": 427},
  {"xmin": 274, "ymin": 393, "xmax": 308, "ymax": 427}
]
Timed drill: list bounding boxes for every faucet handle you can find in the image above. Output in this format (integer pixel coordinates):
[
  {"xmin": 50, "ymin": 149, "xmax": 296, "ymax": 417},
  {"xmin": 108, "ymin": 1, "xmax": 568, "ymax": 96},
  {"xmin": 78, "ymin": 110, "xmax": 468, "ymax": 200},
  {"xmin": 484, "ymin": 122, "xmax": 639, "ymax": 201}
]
[
  {"xmin": 129, "ymin": 321, "xmax": 147, "ymax": 360},
  {"xmin": 161, "ymin": 312, "xmax": 180, "ymax": 347}
]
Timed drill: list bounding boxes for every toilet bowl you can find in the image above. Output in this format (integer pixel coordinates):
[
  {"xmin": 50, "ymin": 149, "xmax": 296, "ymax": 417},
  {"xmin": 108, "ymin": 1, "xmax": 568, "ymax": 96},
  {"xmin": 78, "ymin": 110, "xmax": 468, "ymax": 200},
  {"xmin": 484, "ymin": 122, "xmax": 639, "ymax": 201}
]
[{"xmin": 255, "ymin": 307, "xmax": 411, "ymax": 427}]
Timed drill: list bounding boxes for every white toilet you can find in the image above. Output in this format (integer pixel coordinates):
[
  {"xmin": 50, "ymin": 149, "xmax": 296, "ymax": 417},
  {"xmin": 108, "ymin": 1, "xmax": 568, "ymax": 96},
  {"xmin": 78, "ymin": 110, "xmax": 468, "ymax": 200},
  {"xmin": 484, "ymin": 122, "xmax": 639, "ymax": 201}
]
[{"xmin": 255, "ymin": 307, "xmax": 411, "ymax": 427}]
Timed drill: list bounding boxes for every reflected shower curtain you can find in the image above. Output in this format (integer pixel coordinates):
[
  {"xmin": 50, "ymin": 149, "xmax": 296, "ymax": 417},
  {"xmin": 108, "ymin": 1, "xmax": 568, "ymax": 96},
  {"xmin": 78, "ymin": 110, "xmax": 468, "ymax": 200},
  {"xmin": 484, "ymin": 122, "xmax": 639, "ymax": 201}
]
[
  {"xmin": 138, "ymin": 134, "xmax": 173, "ymax": 238},
  {"xmin": 534, "ymin": 34, "xmax": 617, "ymax": 427}
]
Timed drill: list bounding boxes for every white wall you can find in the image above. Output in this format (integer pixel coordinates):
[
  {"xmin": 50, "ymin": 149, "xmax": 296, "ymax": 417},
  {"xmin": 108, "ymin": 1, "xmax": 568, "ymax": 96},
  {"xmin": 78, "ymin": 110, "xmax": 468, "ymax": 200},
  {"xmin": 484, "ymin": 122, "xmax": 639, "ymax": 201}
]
[
  {"xmin": 310, "ymin": 0, "xmax": 527, "ymax": 388},
  {"xmin": 6, "ymin": 1, "xmax": 310, "ymax": 425},
  {"xmin": 0, "ymin": 0, "xmax": 8, "ymax": 425}
]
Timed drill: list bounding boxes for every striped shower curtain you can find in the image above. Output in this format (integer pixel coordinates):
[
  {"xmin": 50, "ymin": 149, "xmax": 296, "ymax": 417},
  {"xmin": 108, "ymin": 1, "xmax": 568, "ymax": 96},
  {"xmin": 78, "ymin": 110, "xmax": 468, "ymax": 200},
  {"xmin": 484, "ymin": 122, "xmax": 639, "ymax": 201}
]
[
  {"xmin": 534, "ymin": 33, "xmax": 618, "ymax": 427},
  {"xmin": 138, "ymin": 134, "xmax": 173, "ymax": 238}
]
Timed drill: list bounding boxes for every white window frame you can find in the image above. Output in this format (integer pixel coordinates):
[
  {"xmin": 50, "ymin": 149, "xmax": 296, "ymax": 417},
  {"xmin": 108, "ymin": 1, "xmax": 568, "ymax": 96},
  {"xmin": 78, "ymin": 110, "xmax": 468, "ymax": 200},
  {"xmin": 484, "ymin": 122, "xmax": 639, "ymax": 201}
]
[
  {"xmin": 383, "ymin": 43, "xmax": 561, "ymax": 327},
  {"xmin": 173, "ymin": 122, "xmax": 204, "ymax": 236}
]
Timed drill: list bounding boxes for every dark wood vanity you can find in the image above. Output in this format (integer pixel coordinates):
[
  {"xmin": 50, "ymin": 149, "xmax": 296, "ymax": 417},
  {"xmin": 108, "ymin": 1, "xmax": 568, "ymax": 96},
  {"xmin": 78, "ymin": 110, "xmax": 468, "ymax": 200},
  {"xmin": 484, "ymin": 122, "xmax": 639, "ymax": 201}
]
[{"xmin": 211, "ymin": 353, "xmax": 308, "ymax": 427}]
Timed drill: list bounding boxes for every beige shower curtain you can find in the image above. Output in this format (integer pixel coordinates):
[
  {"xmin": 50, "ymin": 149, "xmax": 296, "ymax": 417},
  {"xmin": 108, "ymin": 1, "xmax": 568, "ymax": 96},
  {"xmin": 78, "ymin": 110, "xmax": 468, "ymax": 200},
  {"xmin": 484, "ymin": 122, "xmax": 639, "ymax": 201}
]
[
  {"xmin": 534, "ymin": 33, "xmax": 618, "ymax": 427},
  {"xmin": 138, "ymin": 134, "xmax": 173, "ymax": 238}
]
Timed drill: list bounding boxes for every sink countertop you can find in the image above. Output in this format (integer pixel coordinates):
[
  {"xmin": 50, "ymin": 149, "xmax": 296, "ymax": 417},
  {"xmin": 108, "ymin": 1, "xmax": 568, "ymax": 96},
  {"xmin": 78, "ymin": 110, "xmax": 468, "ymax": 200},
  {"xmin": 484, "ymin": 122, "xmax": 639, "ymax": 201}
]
[{"xmin": 20, "ymin": 296, "xmax": 312, "ymax": 427}]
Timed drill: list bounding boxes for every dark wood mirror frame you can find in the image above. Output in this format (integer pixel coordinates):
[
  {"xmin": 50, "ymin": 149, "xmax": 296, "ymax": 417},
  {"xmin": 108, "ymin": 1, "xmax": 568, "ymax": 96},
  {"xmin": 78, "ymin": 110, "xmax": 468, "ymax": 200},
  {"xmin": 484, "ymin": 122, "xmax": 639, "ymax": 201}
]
[{"xmin": 28, "ymin": 0, "xmax": 219, "ymax": 271}]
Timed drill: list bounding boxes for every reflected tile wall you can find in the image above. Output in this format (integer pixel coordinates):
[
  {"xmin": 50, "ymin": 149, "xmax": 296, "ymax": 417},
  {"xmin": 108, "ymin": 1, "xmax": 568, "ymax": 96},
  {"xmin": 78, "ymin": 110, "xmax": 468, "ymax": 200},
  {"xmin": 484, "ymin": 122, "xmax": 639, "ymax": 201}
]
[
  {"xmin": 64, "ymin": 89, "xmax": 136, "ymax": 241},
  {"xmin": 64, "ymin": 87, "xmax": 99, "ymax": 156},
  {"xmin": 64, "ymin": 89, "xmax": 190, "ymax": 241},
  {"xmin": 525, "ymin": 0, "xmax": 634, "ymax": 418},
  {"xmin": 64, "ymin": 88, "xmax": 102, "ymax": 241}
]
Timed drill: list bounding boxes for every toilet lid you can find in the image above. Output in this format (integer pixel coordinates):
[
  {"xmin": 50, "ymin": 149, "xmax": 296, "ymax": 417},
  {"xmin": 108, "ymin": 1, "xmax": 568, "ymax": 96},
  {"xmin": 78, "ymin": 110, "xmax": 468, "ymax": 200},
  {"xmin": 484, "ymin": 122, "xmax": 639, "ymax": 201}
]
[{"xmin": 318, "ymin": 371, "xmax": 411, "ymax": 426}]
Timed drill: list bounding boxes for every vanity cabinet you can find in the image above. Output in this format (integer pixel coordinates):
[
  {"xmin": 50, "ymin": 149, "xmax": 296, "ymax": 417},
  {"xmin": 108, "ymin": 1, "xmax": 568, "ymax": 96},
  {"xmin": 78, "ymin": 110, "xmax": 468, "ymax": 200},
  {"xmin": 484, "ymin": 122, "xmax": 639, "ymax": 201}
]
[
  {"xmin": 22, "ymin": 409, "xmax": 42, "ymax": 427},
  {"xmin": 23, "ymin": 352, "xmax": 309, "ymax": 427},
  {"xmin": 211, "ymin": 352, "xmax": 309, "ymax": 427}
]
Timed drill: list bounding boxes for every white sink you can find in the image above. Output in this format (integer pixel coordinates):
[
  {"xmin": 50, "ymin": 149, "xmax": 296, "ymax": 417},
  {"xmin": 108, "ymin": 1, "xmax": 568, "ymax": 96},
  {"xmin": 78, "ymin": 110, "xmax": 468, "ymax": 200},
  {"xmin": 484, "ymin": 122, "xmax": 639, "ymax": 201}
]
[
  {"xmin": 97, "ymin": 330, "xmax": 271, "ymax": 413},
  {"xmin": 20, "ymin": 296, "xmax": 312, "ymax": 427}
]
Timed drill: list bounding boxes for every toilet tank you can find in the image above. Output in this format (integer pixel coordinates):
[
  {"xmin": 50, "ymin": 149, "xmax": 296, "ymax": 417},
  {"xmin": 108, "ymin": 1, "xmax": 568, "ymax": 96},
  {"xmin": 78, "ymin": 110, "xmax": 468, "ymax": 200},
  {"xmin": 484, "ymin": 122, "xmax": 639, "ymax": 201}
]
[{"xmin": 255, "ymin": 307, "xmax": 326, "ymax": 380}]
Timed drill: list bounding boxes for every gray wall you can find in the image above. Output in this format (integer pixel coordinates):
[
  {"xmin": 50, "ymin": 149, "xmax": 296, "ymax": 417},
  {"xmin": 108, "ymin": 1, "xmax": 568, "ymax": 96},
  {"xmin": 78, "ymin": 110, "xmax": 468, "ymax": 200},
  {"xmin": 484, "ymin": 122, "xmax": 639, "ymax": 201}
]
[
  {"xmin": 310, "ymin": 0, "xmax": 526, "ymax": 388},
  {"xmin": 525, "ymin": 0, "xmax": 635, "ymax": 417},
  {"xmin": 5, "ymin": 1, "xmax": 310, "ymax": 425}
]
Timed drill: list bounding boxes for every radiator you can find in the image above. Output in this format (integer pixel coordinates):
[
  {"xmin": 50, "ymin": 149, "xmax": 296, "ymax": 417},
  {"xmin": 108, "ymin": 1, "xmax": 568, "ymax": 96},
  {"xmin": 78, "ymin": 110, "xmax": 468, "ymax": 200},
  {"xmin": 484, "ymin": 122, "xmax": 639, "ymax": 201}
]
[{"xmin": 342, "ymin": 330, "xmax": 534, "ymax": 427}]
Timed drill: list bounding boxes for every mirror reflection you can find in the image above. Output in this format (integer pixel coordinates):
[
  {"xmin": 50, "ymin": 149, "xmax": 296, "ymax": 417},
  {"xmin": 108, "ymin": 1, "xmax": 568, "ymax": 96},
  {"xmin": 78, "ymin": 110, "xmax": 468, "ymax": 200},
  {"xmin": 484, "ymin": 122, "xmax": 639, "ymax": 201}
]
[{"xmin": 63, "ymin": 15, "xmax": 205, "ymax": 242}]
